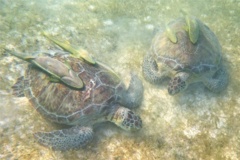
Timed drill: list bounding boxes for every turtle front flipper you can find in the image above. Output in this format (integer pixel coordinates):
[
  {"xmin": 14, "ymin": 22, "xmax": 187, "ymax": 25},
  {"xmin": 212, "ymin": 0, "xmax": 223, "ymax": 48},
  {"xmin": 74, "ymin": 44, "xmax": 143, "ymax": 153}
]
[
  {"xmin": 168, "ymin": 72, "xmax": 190, "ymax": 95},
  {"xmin": 107, "ymin": 106, "xmax": 142, "ymax": 131},
  {"xmin": 203, "ymin": 66, "xmax": 229, "ymax": 93},
  {"xmin": 120, "ymin": 73, "xmax": 143, "ymax": 108},
  {"xmin": 142, "ymin": 53, "xmax": 168, "ymax": 84},
  {"xmin": 34, "ymin": 126, "xmax": 93, "ymax": 151},
  {"xmin": 42, "ymin": 32, "xmax": 96, "ymax": 64}
]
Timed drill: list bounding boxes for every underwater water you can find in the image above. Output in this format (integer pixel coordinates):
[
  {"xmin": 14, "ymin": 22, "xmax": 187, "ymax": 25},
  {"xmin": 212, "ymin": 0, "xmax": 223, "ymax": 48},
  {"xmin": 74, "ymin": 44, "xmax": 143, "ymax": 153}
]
[{"xmin": 0, "ymin": 0, "xmax": 240, "ymax": 159}]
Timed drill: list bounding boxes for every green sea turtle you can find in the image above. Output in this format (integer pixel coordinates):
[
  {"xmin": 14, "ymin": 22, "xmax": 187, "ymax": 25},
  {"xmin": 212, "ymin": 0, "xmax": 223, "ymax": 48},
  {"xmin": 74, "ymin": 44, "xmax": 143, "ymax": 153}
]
[
  {"xmin": 142, "ymin": 16, "xmax": 228, "ymax": 95},
  {"xmin": 8, "ymin": 37, "xmax": 143, "ymax": 151}
]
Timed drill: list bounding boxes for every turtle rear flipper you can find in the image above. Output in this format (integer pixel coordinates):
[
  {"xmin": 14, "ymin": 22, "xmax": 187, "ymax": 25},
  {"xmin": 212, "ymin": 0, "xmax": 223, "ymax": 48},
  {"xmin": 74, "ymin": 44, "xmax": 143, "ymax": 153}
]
[
  {"xmin": 12, "ymin": 76, "xmax": 25, "ymax": 97},
  {"xmin": 203, "ymin": 66, "xmax": 229, "ymax": 93},
  {"xmin": 34, "ymin": 126, "xmax": 93, "ymax": 151}
]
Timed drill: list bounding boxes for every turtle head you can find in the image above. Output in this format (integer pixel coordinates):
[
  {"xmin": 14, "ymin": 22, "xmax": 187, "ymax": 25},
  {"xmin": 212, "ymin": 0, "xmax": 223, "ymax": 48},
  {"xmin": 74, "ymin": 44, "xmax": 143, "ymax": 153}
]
[
  {"xmin": 108, "ymin": 106, "xmax": 142, "ymax": 132},
  {"xmin": 168, "ymin": 72, "xmax": 190, "ymax": 95}
]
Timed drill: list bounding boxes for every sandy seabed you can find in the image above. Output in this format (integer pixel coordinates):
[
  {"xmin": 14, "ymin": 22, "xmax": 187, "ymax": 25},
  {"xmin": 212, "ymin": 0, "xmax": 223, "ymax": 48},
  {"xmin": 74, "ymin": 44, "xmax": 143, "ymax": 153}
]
[{"xmin": 0, "ymin": 0, "xmax": 240, "ymax": 159}]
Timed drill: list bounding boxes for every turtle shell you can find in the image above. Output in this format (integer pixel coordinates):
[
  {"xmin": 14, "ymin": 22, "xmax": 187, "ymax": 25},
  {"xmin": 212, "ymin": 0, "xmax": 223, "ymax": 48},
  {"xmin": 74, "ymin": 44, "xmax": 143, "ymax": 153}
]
[
  {"xmin": 23, "ymin": 53, "xmax": 125, "ymax": 125},
  {"xmin": 150, "ymin": 17, "xmax": 222, "ymax": 74}
]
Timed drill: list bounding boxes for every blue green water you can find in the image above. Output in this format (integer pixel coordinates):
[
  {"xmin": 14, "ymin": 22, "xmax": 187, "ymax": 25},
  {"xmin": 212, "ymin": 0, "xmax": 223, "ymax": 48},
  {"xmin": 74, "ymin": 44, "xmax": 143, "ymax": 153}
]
[{"xmin": 0, "ymin": 0, "xmax": 240, "ymax": 159}]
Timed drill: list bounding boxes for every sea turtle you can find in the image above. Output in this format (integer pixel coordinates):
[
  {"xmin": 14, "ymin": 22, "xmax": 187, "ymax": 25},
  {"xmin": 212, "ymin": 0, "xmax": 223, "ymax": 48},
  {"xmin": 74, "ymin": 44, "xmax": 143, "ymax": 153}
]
[
  {"xmin": 142, "ymin": 16, "xmax": 228, "ymax": 95},
  {"xmin": 8, "ymin": 37, "xmax": 143, "ymax": 151}
]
